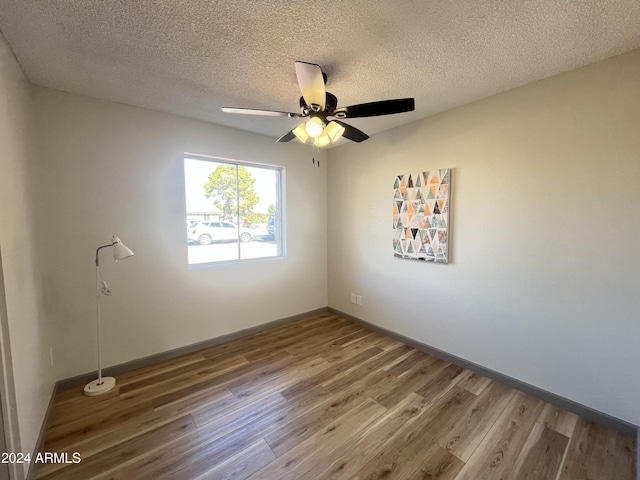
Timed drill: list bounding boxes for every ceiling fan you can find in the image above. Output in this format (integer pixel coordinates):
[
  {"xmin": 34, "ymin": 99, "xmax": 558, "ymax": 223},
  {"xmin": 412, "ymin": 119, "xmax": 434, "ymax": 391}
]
[{"xmin": 222, "ymin": 61, "xmax": 415, "ymax": 147}]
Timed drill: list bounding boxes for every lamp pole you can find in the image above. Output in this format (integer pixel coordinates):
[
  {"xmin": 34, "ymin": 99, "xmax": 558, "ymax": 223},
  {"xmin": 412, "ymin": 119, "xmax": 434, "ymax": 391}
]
[
  {"xmin": 84, "ymin": 237, "xmax": 133, "ymax": 396},
  {"xmin": 94, "ymin": 243, "xmax": 110, "ymax": 387}
]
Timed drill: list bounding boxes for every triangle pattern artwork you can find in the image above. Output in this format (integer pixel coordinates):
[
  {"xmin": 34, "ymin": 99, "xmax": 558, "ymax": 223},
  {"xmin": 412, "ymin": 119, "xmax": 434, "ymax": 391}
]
[{"xmin": 393, "ymin": 168, "xmax": 451, "ymax": 263}]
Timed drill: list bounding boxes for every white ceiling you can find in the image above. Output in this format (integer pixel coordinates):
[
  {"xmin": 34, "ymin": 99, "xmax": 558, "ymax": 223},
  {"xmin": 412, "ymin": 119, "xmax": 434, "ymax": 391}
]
[{"xmin": 1, "ymin": 1, "xmax": 639, "ymax": 143}]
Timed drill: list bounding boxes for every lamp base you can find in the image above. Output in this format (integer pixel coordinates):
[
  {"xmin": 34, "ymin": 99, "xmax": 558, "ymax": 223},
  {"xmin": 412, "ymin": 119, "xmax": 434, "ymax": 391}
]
[{"xmin": 84, "ymin": 376, "xmax": 116, "ymax": 396}]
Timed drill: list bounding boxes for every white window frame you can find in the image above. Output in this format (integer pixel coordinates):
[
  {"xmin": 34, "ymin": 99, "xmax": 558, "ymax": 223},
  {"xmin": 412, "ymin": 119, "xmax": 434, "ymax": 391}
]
[{"xmin": 184, "ymin": 152, "xmax": 286, "ymax": 267}]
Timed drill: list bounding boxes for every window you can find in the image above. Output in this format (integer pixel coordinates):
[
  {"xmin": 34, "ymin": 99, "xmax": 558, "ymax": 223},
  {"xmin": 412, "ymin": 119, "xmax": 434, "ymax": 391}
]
[{"xmin": 184, "ymin": 154, "xmax": 284, "ymax": 265}]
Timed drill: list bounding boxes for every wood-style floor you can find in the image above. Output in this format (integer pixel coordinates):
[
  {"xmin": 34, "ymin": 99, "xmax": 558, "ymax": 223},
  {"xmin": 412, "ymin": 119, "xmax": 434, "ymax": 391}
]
[{"xmin": 35, "ymin": 313, "xmax": 636, "ymax": 479}]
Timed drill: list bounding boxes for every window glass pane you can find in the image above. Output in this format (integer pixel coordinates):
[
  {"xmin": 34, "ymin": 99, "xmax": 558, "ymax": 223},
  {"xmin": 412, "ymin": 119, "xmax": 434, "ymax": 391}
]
[
  {"xmin": 185, "ymin": 159, "xmax": 239, "ymax": 264},
  {"xmin": 240, "ymin": 165, "xmax": 280, "ymax": 260},
  {"xmin": 184, "ymin": 156, "xmax": 283, "ymax": 266}
]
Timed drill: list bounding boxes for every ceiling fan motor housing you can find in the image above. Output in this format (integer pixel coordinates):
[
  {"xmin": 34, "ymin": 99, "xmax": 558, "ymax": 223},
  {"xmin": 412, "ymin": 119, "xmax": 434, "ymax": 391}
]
[{"xmin": 300, "ymin": 92, "xmax": 338, "ymax": 117}]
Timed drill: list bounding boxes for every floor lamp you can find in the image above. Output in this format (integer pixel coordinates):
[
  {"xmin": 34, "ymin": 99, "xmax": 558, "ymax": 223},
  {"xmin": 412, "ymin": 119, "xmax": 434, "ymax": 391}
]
[{"xmin": 84, "ymin": 236, "xmax": 134, "ymax": 396}]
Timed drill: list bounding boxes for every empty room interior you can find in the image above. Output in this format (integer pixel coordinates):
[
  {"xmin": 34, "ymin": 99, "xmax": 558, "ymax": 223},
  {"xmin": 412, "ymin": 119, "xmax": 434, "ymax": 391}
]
[{"xmin": 0, "ymin": 1, "xmax": 639, "ymax": 479}]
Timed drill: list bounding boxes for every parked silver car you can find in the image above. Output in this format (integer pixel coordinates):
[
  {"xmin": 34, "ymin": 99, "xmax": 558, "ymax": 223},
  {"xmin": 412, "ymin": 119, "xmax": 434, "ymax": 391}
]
[{"xmin": 187, "ymin": 221, "xmax": 252, "ymax": 245}]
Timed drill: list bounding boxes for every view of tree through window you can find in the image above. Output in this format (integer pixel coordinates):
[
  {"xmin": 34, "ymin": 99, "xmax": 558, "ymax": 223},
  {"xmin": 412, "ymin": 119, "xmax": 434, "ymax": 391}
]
[{"xmin": 184, "ymin": 156, "xmax": 283, "ymax": 265}]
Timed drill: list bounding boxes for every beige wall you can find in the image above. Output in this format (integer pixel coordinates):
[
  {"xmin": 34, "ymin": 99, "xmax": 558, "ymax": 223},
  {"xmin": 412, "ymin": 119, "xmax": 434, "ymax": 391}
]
[
  {"xmin": 0, "ymin": 34, "xmax": 53, "ymax": 477},
  {"xmin": 327, "ymin": 50, "xmax": 640, "ymax": 425},
  {"xmin": 32, "ymin": 88, "xmax": 328, "ymax": 380}
]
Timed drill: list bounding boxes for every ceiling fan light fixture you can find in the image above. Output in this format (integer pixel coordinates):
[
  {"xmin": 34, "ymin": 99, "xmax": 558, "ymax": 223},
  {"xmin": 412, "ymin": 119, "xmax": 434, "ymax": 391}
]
[
  {"xmin": 222, "ymin": 62, "xmax": 415, "ymax": 147},
  {"xmin": 293, "ymin": 123, "xmax": 310, "ymax": 143},
  {"xmin": 326, "ymin": 121, "xmax": 345, "ymax": 142},
  {"xmin": 305, "ymin": 116, "xmax": 324, "ymax": 138}
]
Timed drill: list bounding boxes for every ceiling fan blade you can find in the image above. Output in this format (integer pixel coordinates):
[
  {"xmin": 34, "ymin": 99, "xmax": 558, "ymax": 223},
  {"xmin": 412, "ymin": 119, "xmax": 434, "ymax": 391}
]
[
  {"xmin": 276, "ymin": 129, "xmax": 297, "ymax": 143},
  {"xmin": 222, "ymin": 107, "xmax": 303, "ymax": 118},
  {"xmin": 333, "ymin": 98, "xmax": 415, "ymax": 119},
  {"xmin": 334, "ymin": 121, "xmax": 369, "ymax": 143},
  {"xmin": 295, "ymin": 61, "xmax": 326, "ymax": 111}
]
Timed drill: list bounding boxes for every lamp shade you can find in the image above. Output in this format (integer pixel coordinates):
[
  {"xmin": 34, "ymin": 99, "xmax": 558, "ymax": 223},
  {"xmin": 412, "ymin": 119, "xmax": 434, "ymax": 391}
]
[{"xmin": 112, "ymin": 236, "xmax": 134, "ymax": 262}]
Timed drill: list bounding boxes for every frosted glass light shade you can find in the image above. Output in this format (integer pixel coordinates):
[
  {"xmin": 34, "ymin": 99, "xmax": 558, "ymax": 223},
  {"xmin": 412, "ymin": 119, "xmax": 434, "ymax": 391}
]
[
  {"xmin": 326, "ymin": 121, "xmax": 345, "ymax": 142},
  {"xmin": 313, "ymin": 130, "xmax": 331, "ymax": 147},
  {"xmin": 293, "ymin": 123, "xmax": 309, "ymax": 143}
]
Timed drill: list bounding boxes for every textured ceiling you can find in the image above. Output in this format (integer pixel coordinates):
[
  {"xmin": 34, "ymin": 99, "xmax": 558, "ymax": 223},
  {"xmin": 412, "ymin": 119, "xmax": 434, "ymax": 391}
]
[{"xmin": 1, "ymin": 1, "xmax": 639, "ymax": 144}]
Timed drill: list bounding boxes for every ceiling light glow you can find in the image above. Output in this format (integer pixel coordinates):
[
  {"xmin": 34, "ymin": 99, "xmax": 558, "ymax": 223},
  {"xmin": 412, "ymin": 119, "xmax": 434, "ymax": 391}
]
[{"xmin": 305, "ymin": 117, "xmax": 324, "ymax": 138}]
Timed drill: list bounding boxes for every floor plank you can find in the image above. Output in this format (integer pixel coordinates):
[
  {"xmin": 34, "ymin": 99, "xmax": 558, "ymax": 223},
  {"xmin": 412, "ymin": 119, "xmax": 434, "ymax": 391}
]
[
  {"xmin": 192, "ymin": 439, "xmax": 276, "ymax": 480},
  {"xmin": 559, "ymin": 417, "xmax": 636, "ymax": 480},
  {"xmin": 349, "ymin": 387, "xmax": 477, "ymax": 479},
  {"xmin": 437, "ymin": 381, "xmax": 517, "ymax": 462},
  {"xmin": 453, "ymin": 391, "xmax": 546, "ymax": 479},
  {"xmin": 249, "ymin": 398, "xmax": 387, "ymax": 480},
  {"xmin": 510, "ymin": 423, "xmax": 569, "ymax": 480},
  {"xmin": 317, "ymin": 392, "xmax": 433, "ymax": 480}
]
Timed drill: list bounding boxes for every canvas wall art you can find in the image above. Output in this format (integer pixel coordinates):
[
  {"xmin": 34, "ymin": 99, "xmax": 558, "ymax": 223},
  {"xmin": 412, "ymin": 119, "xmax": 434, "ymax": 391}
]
[{"xmin": 393, "ymin": 168, "xmax": 451, "ymax": 263}]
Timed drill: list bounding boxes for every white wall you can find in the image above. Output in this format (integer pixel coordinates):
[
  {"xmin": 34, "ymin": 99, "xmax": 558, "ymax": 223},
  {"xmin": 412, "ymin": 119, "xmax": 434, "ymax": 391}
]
[
  {"xmin": 0, "ymin": 34, "xmax": 53, "ymax": 477},
  {"xmin": 32, "ymin": 88, "xmax": 327, "ymax": 381},
  {"xmin": 327, "ymin": 49, "xmax": 640, "ymax": 425}
]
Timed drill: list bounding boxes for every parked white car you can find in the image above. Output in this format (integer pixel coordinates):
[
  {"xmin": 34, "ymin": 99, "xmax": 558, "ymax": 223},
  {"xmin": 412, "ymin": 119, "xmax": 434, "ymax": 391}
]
[{"xmin": 187, "ymin": 221, "xmax": 253, "ymax": 245}]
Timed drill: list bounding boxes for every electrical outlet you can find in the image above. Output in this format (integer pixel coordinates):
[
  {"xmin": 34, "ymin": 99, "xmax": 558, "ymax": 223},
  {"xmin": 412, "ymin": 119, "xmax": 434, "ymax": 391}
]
[
  {"xmin": 356, "ymin": 295, "xmax": 362, "ymax": 306},
  {"xmin": 49, "ymin": 347, "xmax": 54, "ymax": 367},
  {"xmin": 351, "ymin": 293, "xmax": 357, "ymax": 304}
]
